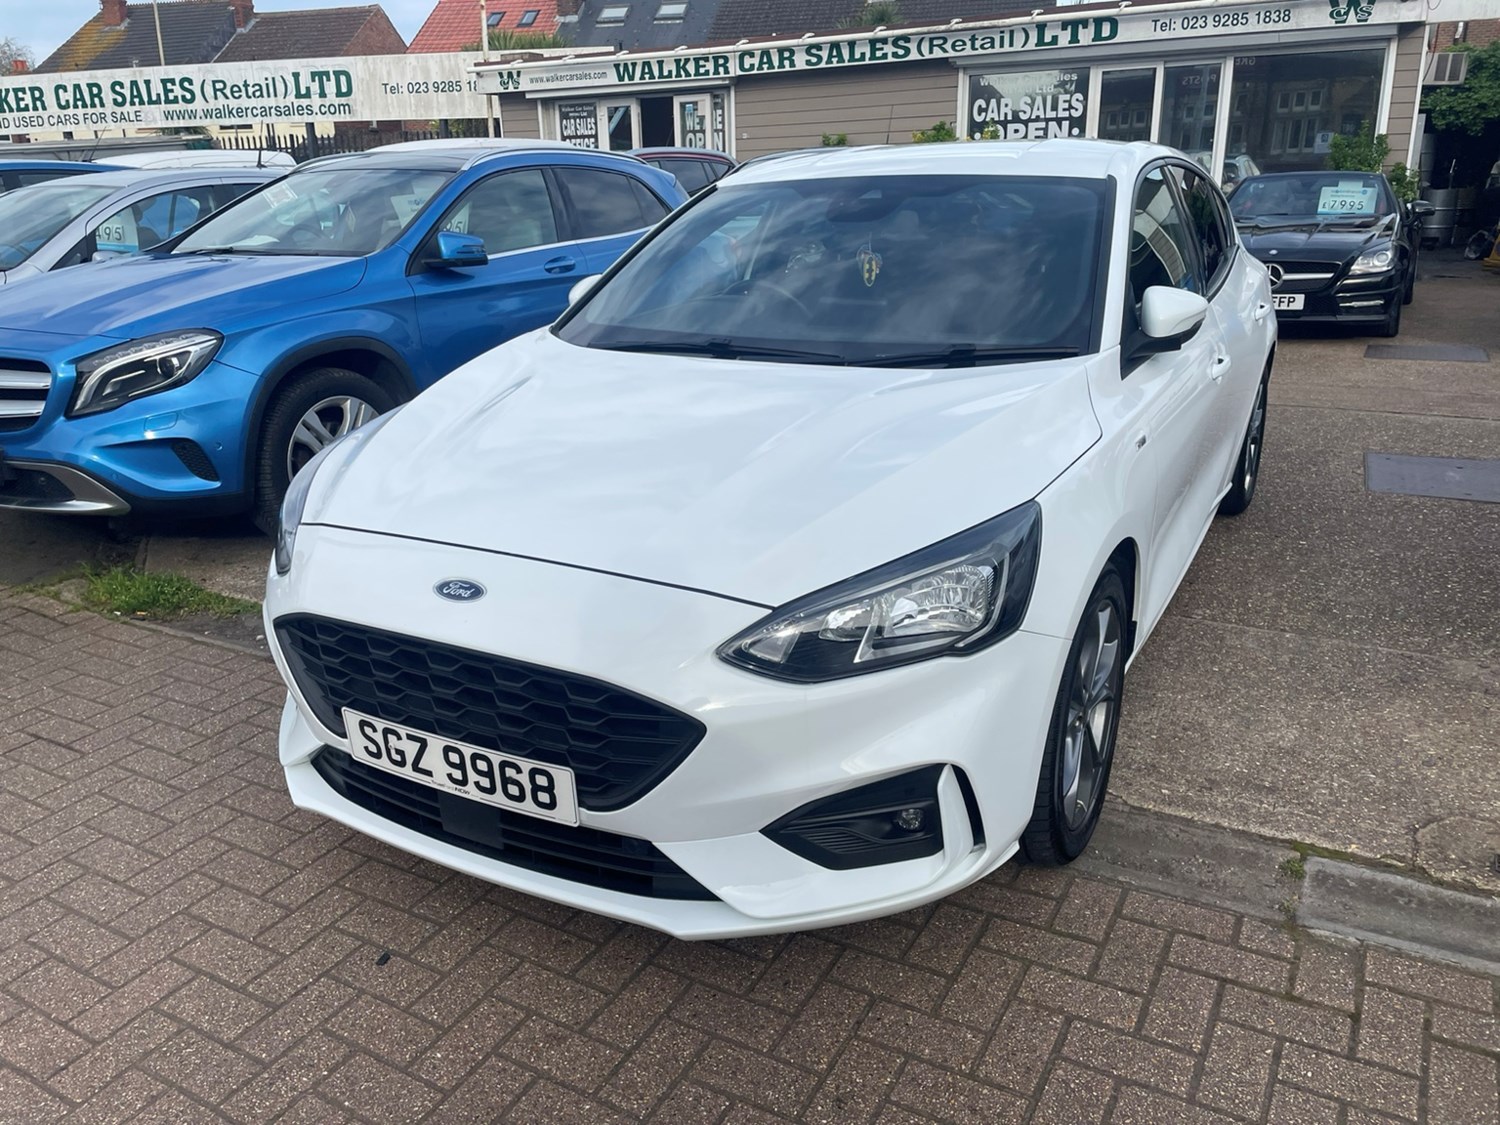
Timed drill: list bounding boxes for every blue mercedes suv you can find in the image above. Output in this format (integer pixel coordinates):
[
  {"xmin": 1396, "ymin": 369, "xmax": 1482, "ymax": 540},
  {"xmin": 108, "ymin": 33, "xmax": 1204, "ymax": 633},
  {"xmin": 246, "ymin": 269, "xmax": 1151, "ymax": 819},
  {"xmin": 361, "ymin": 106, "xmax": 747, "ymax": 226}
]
[{"xmin": 0, "ymin": 140, "xmax": 685, "ymax": 529}]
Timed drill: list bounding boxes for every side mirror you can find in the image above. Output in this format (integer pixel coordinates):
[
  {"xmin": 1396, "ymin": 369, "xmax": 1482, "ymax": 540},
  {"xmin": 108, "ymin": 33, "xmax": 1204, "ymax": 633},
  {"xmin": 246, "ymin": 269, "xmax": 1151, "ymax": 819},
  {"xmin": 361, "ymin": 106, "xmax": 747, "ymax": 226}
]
[
  {"xmin": 1127, "ymin": 286, "xmax": 1209, "ymax": 365},
  {"xmin": 568, "ymin": 274, "xmax": 603, "ymax": 305},
  {"xmin": 1409, "ymin": 199, "xmax": 1435, "ymax": 217},
  {"xmin": 427, "ymin": 230, "xmax": 489, "ymax": 269}
]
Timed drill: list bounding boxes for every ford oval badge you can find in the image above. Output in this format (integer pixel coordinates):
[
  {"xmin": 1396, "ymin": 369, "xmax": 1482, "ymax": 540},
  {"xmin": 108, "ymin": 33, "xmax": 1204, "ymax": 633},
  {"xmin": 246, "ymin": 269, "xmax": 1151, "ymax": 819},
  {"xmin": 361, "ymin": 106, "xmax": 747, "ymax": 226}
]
[{"xmin": 434, "ymin": 579, "xmax": 486, "ymax": 602}]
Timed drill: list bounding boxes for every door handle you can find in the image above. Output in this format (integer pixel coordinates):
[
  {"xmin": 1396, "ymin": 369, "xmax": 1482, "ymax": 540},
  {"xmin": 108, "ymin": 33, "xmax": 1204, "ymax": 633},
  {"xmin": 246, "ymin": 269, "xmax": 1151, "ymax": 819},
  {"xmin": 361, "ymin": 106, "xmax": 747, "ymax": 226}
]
[
  {"xmin": 1253, "ymin": 302, "xmax": 1272, "ymax": 322},
  {"xmin": 543, "ymin": 256, "xmax": 578, "ymax": 274},
  {"xmin": 1210, "ymin": 352, "xmax": 1230, "ymax": 382}
]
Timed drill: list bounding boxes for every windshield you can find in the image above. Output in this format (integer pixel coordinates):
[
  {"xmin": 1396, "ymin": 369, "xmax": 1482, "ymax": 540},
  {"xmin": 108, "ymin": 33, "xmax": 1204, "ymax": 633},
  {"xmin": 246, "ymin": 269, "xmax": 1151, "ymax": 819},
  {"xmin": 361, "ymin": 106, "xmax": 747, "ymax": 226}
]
[
  {"xmin": 174, "ymin": 167, "xmax": 451, "ymax": 257},
  {"xmin": 1231, "ymin": 174, "xmax": 1390, "ymax": 222},
  {"xmin": 557, "ymin": 174, "xmax": 1108, "ymax": 366},
  {"xmin": 0, "ymin": 182, "xmax": 114, "ymax": 270}
]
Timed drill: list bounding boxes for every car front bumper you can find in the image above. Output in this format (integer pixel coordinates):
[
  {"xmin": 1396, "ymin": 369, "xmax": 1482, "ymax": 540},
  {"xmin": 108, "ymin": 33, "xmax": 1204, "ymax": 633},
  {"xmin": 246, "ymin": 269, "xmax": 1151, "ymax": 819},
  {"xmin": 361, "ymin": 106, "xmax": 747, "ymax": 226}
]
[
  {"xmin": 1271, "ymin": 269, "xmax": 1402, "ymax": 324},
  {"xmin": 0, "ymin": 358, "xmax": 257, "ymax": 515},
  {"xmin": 266, "ymin": 524, "xmax": 1071, "ymax": 939}
]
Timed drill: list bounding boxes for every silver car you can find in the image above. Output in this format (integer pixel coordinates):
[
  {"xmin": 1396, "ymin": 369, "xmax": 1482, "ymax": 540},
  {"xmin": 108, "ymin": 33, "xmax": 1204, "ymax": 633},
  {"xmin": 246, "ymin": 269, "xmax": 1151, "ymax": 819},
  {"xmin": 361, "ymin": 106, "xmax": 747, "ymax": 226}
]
[{"xmin": 0, "ymin": 167, "xmax": 282, "ymax": 286}]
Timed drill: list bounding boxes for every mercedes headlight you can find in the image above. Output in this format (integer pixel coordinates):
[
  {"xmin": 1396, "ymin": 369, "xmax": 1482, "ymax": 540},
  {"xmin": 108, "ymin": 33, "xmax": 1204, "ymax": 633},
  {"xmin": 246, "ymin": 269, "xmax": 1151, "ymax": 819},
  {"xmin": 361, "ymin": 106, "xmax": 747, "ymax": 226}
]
[
  {"xmin": 275, "ymin": 408, "xmax": 398, "ymax": 576},
  {"xmin": 1349, "ymin": 245, "xmax": 1395, "ymax": 274},
  {"xmin": 69, "ymin": 331, "xmax": 222, "ymax": 417},
  {"xmin": 719, "ymin": 502, "xmax": 1041, "ymax": 682}
]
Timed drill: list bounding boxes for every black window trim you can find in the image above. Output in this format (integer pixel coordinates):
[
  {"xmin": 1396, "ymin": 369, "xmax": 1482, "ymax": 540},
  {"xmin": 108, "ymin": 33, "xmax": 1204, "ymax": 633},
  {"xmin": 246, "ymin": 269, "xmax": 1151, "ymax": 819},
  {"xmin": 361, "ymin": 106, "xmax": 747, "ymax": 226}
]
[
  {"xmin": 1169, "ymin": 159, "xmax": 1238, "ymax": 300},
  {"xmin": 1120, "ymin": 158, "xmax": 1209, "ymax": 376}
]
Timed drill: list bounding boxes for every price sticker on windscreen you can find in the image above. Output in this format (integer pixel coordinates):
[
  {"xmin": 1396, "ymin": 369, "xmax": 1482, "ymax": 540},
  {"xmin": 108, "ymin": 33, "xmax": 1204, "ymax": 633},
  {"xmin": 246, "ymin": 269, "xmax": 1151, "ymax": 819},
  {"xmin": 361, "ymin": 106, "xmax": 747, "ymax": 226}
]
[{"xmin": 1317, "ymin": 185, "xmax": 1378, "ymax": 216}]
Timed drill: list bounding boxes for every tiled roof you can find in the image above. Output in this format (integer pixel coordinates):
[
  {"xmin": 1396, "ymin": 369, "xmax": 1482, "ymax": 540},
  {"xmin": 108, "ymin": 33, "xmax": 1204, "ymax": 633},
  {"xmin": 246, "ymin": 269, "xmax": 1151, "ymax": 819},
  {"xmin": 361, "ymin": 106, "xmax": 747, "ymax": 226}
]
[
  {"xmin": 215, "ymin": 6, "xmax": 402, "ymax": 61},
  {"xmin": 708, "ymin": 0, "xmax": 1036, "ymax": 42},
  {"xmin": 567, "ymin": 0, "xmax": 730, "ymax": 51},
  {"xmin": 410, "ymin": 0, "xmax": 561, "ymax": 52},
  {"xmin": 38, "ymin": 2, "xmax": 237, "ymax": 72}
]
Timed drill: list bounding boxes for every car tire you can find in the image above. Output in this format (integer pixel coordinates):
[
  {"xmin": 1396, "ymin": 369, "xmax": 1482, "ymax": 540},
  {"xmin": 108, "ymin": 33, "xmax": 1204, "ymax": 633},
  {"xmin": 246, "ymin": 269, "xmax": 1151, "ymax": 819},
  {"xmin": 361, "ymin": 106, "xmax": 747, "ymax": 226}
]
[
  {"xmin": 1218, "ymin": 364, "xmax": 1269, "ymax": 518},
  {"xmin": 1377, "ymin": 294, "xmax": 1402, "ymax": 338},
  {"xmin": 1019, "ymin": 565, "xmax": 1128, "ymax": 866},
  {"xmin": 252, "ymin": 368, "xmax": 394, "ymax": 535}
]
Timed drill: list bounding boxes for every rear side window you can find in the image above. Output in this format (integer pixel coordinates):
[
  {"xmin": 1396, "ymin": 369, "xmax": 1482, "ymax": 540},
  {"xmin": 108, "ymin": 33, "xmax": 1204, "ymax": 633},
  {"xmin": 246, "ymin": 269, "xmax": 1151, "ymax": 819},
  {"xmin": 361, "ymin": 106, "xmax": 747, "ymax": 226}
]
[
  {"xmin": 1129, "ymin": 167, "xmax": 1200, "ymax": 308},
  {"xmin": 661, "ymin": 158, "xmax": 711, "ymax": 193},
  {"xmin": 1171, "ymin": 165, "xmax": 1232, "ymax": 291},
  {"xmin": 556, "ymin": 167, "xmax": 667, "ymax": 240}
]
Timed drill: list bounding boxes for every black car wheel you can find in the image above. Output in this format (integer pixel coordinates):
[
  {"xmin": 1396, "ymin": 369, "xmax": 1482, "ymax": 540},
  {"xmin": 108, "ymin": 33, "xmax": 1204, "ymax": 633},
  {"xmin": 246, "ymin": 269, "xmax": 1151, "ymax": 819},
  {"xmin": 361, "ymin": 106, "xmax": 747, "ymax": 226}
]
[
  {"xmin": 252, "ymin": 368, "xmax": 395, "ymax": 534},
  {"xmin": 1020, "ymin": 566, "xmax": 1128, "ymax": 865},
  {"xmin": 1377, "ymin": 293, "xmax": 1402, "ymax": 338}
]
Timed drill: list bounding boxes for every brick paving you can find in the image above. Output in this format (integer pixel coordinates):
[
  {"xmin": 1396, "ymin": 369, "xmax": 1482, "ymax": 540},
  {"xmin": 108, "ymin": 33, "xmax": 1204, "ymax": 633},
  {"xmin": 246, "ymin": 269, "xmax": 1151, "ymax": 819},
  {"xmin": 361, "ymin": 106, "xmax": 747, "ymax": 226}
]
[{"xmin": 1, "ymin": 591, "xmax": 1497, "ymax": 1124}]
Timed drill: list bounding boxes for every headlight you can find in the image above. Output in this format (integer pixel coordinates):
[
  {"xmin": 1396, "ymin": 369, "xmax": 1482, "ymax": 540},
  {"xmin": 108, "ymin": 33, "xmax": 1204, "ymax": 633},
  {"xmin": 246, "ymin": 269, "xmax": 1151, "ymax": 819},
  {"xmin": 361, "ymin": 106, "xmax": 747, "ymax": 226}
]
[
  {"xmin": 275, "ymin": 408, "xmax": 398, "ymax": 576},
  {"xmin": 719, "ymin": 502, "xmax": 1041, "ymax": 682},
  {"xmin": 1349, "ymin": 246, "xmax": 1395, "ymax": 274},
  {"xmin": 69, "ymin": 331, "xmax": 222, "ymax": 417}
]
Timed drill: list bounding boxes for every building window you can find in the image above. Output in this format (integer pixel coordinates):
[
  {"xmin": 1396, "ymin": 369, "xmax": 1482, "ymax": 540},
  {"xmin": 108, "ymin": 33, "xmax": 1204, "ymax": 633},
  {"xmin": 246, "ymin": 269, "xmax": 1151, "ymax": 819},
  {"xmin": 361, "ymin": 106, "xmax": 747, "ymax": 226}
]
[
  {"xmin": 598, "ymin": 5, "xmax": 629, "ymax": 23},
  {"xmin": 1229, "ymin": 49, "xmax": 1382, "ymax": 172},
  {"xmin": 487, "ymin": 12, "xmax": 504, "ymax": 27},
  {"xmin": 656, "ymin": 2, "xmax": 687, "ymax": 19},
  {"xmin": 518, "ymin": 9, "xmax": 539, "ymax": 26}
]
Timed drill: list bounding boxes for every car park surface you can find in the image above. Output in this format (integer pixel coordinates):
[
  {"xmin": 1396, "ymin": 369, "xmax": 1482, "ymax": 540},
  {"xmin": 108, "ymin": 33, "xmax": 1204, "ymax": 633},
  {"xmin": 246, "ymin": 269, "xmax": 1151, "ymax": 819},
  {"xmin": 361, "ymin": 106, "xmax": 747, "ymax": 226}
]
[
  {"xmin": 264, "ymin": 140, "xmax": 1276, "ymax": 938},
  {"xmin": 0, "ymin": 140, "xmax": 685, "ymax": 529},
  {"xmin": 1230, "ymin": 170, "xmax": 1429, "ymax": 337}
]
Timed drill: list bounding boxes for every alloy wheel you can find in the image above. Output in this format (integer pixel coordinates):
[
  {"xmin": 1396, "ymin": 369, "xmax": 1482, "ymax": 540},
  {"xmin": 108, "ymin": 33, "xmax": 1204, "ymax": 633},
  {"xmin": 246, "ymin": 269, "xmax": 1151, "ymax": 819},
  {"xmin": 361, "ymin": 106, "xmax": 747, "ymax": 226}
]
[
  {"xmin": 1060, "ymin": 600, "xmax": 1122, "ymax": 830},
  {"xmin": 286, "ymin": 395, "xmax": 378, "ymax": 479}
]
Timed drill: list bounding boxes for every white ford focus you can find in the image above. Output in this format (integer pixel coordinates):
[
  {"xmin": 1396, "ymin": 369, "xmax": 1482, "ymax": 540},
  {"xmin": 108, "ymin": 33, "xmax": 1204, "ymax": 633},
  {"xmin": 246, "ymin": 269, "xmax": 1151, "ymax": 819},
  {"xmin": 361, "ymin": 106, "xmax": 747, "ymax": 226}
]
[{"xmin": 266, "ymin": 140, "xmax": 1275, "ymax": 939}]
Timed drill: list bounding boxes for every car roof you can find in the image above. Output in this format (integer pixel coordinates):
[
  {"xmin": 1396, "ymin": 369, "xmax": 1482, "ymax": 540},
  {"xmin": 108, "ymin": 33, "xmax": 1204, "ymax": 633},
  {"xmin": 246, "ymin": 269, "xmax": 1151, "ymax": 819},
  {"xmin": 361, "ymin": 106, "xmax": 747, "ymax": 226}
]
[
  {"xmin": 103, "ymin": 150, "xmax": 296, "ymax": 170},
  {"xmin": 27, "ymin": 167, "xmax": 283, "ymax": 190},
  {"xmin": 299, "ymin": 140, "xmax": 648, "ymax": 174},
  {"xmin": 631, "ymin": 148, "xmax": 735, "ymax": 163},
  {"xmin": 727, "ymin": 139, "xmax": 1179, "ymax": 185},
  {"xmin": 0, "ymin": 159, "xmax": 115, "ymax": 173},
  {"xmin": 1238, "ymin": 170, "xmax": 1383, "ymax": 181}
]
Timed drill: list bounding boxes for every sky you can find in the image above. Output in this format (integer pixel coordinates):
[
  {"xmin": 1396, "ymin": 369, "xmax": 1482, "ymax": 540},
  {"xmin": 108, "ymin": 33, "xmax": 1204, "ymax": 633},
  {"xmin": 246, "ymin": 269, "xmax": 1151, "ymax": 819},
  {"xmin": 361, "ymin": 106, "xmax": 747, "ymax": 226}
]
[{"xmin": 14, "ymin": 0, "xmax": 436, "ymax": 62}]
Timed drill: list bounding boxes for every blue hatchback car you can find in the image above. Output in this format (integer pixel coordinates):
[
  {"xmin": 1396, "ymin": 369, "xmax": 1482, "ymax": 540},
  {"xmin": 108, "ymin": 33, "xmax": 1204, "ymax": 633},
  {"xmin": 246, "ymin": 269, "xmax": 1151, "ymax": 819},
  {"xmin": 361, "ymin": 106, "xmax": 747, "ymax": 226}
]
[{"xmin": 0, "ymin": 140, "xmax": 684, "ymax": 528}]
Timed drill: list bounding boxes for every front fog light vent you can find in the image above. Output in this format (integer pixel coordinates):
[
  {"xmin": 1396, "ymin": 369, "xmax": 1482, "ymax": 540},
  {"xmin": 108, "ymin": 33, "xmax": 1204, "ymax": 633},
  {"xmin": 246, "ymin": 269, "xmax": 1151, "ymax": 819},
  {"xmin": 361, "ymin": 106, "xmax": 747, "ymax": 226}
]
[{"xmin": 763, "ymin": 765, "xmax": 946, "ymax": 870}]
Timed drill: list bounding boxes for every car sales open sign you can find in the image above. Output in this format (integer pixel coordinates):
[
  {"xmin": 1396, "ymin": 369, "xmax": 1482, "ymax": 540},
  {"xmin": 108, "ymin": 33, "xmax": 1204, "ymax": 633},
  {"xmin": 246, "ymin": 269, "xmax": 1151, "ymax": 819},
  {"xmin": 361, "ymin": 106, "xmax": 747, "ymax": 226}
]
[
  {"xmin": 0, "ymin": 53, "xmax": 491, "ymax": 133},
  {"xmin": 477, "ymin": 0, "xmax": 1409, "ymax": 95}
]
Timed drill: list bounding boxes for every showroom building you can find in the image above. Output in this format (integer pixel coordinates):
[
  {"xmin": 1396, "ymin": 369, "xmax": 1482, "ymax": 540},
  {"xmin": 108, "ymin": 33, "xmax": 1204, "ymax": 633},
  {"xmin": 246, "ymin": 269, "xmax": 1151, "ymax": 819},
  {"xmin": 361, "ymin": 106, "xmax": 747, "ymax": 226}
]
[{"xmin": 475, "ymin": 0, "xmax": 1431, "ymax": 182}]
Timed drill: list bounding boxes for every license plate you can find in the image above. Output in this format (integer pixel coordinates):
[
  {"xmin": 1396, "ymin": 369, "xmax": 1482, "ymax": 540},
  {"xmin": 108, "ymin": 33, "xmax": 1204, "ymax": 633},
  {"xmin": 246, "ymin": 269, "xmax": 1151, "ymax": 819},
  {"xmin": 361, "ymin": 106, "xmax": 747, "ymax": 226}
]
[
  {"xmin": 342, "ymin": 708, "xmax": 579, "ymax": 825},
  {"xmin": 1272, "ymin": 294, "xmax": 1305, "ymax": 311}
]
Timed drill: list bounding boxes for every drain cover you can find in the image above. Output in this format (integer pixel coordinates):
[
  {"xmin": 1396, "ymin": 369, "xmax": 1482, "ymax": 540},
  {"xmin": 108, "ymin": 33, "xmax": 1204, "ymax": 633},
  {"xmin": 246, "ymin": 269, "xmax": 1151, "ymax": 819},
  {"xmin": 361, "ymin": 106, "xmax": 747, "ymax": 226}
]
[
  {"xmin": 1365, "ymin": 454, "xmax": 1500, "ymax": 503},
  {"xmin": 1364, "ymin": 343, "xmax": 1490, "ymax": 363}
]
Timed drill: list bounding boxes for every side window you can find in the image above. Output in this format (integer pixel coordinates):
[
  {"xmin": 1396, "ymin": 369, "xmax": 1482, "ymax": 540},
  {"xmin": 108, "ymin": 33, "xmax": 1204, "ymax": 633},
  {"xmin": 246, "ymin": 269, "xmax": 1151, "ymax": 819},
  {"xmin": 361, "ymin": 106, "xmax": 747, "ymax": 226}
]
[
  {"xmin": 16, "ymin": 171, "xmax": 77, "ymax": 188},
  {"xmin": 93, "ymin": 189, "xmax": 217, "ymax": 256},
  {"xmin": 1129, "ymin": 167, "xmax": 1200, "ymax": 311},
  {"xmin": 1172, "ymin": 165, "xmax": 1232, "ymax": 291},
  {"xmin": 213, "ymin": 182, "xmax": 261, "ymax": 210},
  {"xmin": 437, "ymin": 168, "xmax": 559, "ymax": 254},
  {"xmin": 555, "ymin": 167, "xmax": 665, "ymax": 240},
  {"xmin": 664, "ymin": 158, "xmax": 711, "ymax": 194},
  {"xmin": 704, "ymin": 160, "xmax": 732, "ymax": 183}
]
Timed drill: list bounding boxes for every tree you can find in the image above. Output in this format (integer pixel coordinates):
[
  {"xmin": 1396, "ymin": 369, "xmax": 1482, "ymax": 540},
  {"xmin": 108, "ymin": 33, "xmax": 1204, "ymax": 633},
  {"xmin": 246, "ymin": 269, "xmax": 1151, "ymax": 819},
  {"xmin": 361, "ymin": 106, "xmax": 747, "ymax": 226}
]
[
  {"xmin": 464, "ymin": 29, "xmax": 569, "ymax": 52},
  {"xmin": 1423, "ymin": 42, "xmax": 1500, "ymax": 137},
  {"xmin": 839, "ymin": 1, "xmax": 902, "ymax": 29},
  {"xmin": 0, "ymin": 36, "xmax": 35, "ymax": 75}
]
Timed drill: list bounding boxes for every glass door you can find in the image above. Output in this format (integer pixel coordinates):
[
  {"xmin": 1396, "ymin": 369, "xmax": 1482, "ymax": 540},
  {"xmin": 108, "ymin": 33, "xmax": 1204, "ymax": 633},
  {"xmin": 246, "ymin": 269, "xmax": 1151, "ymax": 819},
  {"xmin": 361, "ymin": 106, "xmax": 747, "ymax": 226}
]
[
  {"xmin": 1157, "ymin": 63, "xmax": 1222, "ymax": 165},
  {"xmin": 1094, "ymin": 68, "xmax": 1156, "ymax": 142},
  {"xmin": 674, "ymin": 94, "xmax": 709, "ymax": 149},
  {"xmin": 600, "ymin": 102, "xmax": 637, "ymax": 151}
]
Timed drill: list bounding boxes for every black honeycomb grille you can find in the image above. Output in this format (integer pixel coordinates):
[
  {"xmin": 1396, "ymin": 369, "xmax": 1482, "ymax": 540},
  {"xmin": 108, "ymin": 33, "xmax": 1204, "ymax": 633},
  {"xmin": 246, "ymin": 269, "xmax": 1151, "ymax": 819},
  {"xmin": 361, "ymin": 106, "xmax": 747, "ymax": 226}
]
[
  {"xmin": 311, "ymin": 747, "xmax": 714, "ymax": 900},
  {"xmin": 275, "ymin": 615, "xmax": 706, "ymax": 812}
]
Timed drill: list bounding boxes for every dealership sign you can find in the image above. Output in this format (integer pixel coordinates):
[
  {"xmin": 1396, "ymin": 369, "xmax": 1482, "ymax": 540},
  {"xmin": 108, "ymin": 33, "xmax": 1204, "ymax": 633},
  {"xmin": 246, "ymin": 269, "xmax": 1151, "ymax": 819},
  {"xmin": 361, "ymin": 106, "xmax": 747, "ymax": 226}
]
[
  {"xmin": 477, "ymin": 0, "xmax": 1409, "ymax": 94},
  {"xmin": 0, "ymin": 52, "xmax": 493, "ymax": 132}
]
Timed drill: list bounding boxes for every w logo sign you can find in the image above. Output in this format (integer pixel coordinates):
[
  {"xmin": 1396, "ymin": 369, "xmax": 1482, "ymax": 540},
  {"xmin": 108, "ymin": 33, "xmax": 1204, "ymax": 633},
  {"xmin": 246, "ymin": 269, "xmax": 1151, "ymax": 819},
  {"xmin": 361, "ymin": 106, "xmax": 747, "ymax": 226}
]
[{"xmin": 1328, "ymin": 0, "xmax": 1374, "ymax": 23}]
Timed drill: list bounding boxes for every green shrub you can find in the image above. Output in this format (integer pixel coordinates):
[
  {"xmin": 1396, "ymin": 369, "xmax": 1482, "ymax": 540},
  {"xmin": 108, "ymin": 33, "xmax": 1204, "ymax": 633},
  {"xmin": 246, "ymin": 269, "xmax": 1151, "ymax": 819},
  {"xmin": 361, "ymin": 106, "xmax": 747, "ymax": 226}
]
[
  {"xmin": 821, "ymin": 132, "xmax": 848, "ymax": 146},
  {"xmin": 912, "ymin": 121, "xmax": 957, "ymax": 143}
]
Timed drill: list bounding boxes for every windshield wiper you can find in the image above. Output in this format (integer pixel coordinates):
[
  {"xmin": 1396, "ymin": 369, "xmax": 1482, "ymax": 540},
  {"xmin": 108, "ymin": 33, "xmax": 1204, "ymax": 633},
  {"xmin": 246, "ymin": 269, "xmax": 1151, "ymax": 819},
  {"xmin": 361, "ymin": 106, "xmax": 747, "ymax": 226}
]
[
  {"xmin": 865, "ymin": 344, "xmax": 1082, "ymax": 368},
  {"xmin": 603, "ymin": 339, "xmax": 848, "ymax": 364},
  {"xmin": 179, "ymin": 246, "xmax": 277, "ymax": 256}
]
